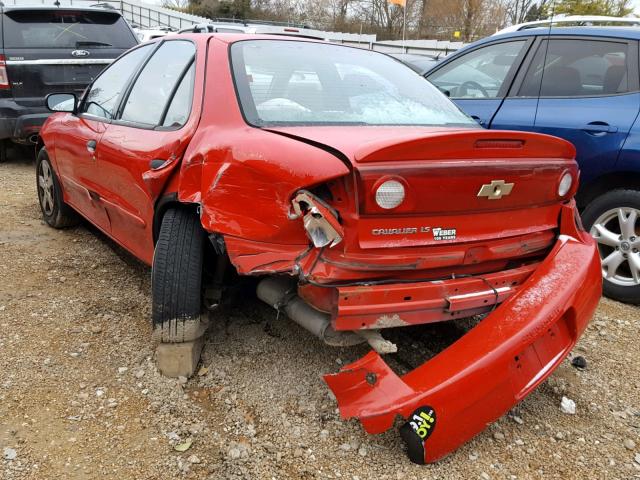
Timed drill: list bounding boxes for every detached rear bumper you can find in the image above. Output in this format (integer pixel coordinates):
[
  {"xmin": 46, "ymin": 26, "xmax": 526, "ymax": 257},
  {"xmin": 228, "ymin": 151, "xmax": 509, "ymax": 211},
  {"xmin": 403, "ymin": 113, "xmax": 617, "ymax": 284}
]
[{"xmin": 324, "ymin": 203, "xmax": 601, "ymax": 463}]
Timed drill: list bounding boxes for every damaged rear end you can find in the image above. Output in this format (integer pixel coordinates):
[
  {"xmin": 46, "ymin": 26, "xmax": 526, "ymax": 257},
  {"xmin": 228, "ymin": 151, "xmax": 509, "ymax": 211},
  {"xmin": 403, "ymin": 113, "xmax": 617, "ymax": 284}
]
[
  {"xmin": 258, "ymin": 128, "xmax": 582, "ymax": 329},
  {"xmin": 198, "ymin": 38, "xmax": 602, "ymax": 463},
  {"xmin": 237, "ymin": 127, "xmax": 601, "ymax": 462}
]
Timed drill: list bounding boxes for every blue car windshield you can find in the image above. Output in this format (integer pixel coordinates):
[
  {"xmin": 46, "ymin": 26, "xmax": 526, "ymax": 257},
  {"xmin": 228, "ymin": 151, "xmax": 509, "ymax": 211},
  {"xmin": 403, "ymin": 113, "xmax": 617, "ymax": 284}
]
[{"xmin": 230, "ymin": 40, "xmax": 477, "ymax": 127}]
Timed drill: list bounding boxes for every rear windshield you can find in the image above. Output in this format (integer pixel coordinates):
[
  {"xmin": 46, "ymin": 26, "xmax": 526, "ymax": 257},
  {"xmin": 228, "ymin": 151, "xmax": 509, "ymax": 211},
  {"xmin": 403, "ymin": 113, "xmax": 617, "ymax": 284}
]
[
  {"xmin": 230, "ymin": 40, "xmax": 477, "ymax": 127},
  {"xmin": 2, "ymin": 10, "xmax": 138, "ymax": 49}
]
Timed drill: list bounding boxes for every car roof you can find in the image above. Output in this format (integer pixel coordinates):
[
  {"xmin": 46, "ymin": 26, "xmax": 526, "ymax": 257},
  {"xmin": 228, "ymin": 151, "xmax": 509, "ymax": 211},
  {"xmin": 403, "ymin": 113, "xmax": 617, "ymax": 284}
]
[
  {"xmin": 449, "ymin": 26, "xmax": 640, "ymax": 58},
  {"xmin": 171, "ymin": 32, "xmax": 328, "ymax": 44},
  {"xmin": 482, "ymin": 26, "xmax": 640, "ymax": 44},
  {"xmin": 494, "ymin": 15, "xmax": 640, "ymax": 35}
]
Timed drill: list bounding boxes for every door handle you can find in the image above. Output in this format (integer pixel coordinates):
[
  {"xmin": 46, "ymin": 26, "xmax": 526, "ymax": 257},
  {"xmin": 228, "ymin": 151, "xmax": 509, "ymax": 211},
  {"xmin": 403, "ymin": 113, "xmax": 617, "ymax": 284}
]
[
  {"xmin": 149, "ymin": 159, "xmax": 168, "ymax": 170},
  {"xmin": 86, "ymin": 139, "xmax": 97, "ymax": 153},
  {"xmin": 581, "ymin": 122, "xmax": 618, "ymax": 134},
  {"xmin": 471, "ymin": 115, "xmax": 486, "ymax": 126}
]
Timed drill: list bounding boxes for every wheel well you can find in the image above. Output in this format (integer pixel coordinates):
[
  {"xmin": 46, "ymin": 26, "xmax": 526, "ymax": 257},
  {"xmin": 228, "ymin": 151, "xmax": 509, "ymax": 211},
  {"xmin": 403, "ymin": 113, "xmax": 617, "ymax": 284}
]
[
  {"xmin": 153, "ymin": 194, "xmax": 199, "ymax": 244},
  {"xmin": 153, "ymin": 195, "xmax": 236, "ymax": 307},
  {"xmin": 577, "ymin": 172, "xmax": 640, "ymax": 210},
  {"xmin": 35, "ymin": 136, "xmax": 45, "ymax": 156}
]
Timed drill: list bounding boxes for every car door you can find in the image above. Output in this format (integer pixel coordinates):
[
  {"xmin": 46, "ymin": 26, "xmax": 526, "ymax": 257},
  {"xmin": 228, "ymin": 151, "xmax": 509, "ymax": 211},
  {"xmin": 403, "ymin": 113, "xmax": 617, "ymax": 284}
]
[
  {"xmin": 94, "ymin": 39, "xmax": 199, "ymax": 263},
  {"xmin": 55, "ymin": 44, "xmax": 153, "ymax": 233},
  {"xmin": 426, "ymin": 38, "xmax": 533, "ymax": 127},
  {"xmin": 507, "ymin": 36, "xmax": 640, "ymax": 185}
]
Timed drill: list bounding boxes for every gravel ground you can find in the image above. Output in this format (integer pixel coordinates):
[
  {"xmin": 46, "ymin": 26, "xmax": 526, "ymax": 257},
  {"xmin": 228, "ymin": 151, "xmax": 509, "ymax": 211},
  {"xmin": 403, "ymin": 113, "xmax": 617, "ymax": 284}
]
[{"xmin": 1, "ymin": 157, "xmax": 640, "ymax": 480}]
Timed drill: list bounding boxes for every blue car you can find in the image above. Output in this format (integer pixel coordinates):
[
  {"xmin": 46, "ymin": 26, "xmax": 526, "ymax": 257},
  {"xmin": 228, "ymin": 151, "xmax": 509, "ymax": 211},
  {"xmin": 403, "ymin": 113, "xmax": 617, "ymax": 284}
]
[{"xmin": 424, "ymin": 27, "xmax": 640, "ymax": 304}]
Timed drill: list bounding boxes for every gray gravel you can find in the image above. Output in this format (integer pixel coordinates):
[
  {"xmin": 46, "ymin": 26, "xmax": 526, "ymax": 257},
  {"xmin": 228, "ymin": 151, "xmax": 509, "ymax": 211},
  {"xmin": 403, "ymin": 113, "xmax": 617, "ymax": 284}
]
[{"xmin": 1, "ymin": 159, "xmax": 640, "ymax": 479}]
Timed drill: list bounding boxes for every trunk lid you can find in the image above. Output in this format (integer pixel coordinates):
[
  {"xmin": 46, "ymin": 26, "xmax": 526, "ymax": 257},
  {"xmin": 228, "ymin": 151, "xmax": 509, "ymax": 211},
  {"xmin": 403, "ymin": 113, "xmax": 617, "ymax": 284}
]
[
  {"xmin": 266, "ymin": 126, "xmax": 575, "ymax": 163},
  {"xmin": 1, "ymin": 9, "xmax": 137, "ymax": 107},
  {"xmin": 268, "ymin": 126, "xmax": 577, "ymax": 250}
]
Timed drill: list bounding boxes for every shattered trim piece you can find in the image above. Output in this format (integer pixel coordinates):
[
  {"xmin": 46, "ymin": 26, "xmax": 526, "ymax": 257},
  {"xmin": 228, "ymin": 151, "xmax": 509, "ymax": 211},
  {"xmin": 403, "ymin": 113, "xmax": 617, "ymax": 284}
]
[{"xmin": 291, "ymin": 190, "xmax": 344, "ymax": 248}]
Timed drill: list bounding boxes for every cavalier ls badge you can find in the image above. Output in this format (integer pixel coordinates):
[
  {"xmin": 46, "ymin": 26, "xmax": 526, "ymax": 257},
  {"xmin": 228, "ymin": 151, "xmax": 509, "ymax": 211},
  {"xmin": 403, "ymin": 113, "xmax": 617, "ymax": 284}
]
[{"xmin": 477, "ymin": 180, "xmax": 514, "ymax": 200}]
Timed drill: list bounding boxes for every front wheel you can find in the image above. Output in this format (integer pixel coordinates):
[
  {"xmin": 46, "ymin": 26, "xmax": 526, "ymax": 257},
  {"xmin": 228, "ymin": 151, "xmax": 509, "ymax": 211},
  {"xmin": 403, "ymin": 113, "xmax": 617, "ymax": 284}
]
[
  {"xmin": 582, "ymin": 189, "xmax": 640, "ymax": 304},
  {"xmin": 36, "ymin": 148, "xmax": 79, "ymax": 228},
  {"xmin": 152, "ymin": 207, "xmax": 208, "ymax": 343}
]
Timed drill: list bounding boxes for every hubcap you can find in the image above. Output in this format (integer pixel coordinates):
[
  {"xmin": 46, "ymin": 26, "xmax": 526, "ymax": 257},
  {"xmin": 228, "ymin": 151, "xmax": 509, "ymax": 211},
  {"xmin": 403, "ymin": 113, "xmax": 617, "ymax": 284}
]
[
  {"xmin": 38, "ymin": 160, "xmax": 55, "ymax": 216},
  {"xmin": 591, "ymin": 207, "xmax": 640, "ymax": 286}
]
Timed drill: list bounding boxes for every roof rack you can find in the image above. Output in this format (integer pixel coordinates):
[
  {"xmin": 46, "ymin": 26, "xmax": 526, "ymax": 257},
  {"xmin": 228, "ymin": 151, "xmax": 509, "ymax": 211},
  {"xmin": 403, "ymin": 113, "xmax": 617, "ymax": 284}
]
[
  {"xmin": 206, "ymin": 17, "xmax": 310, "ymax": 29},
  {"xmin": 90, "ymin": 2, "xmax": 116, "ymax": 9},
  {"xmin": 494, "ymin": 15, "xmax": 640, "ymax": 35}
]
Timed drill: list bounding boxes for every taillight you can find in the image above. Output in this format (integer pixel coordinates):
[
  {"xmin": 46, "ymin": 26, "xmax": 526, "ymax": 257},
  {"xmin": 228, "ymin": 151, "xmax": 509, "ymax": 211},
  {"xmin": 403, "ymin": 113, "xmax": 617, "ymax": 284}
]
[
  {"xmin": 375, "ymin": 180, "xmax": 406, "ymax": 210},
  {"xmin": 558, "ymin": 172, "xmax": 573, "ymax": 197},
  {"xmin": 0, "ymin": 55, "xmax": 9, "ymax": 90}
]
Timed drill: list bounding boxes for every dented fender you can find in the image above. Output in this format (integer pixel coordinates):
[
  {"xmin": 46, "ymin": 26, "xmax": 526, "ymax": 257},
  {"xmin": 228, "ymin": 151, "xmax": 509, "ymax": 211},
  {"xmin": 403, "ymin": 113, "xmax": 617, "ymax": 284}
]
[{"xmin": 177, "ymin": 125, "xmax": 350, "ymax": 247}]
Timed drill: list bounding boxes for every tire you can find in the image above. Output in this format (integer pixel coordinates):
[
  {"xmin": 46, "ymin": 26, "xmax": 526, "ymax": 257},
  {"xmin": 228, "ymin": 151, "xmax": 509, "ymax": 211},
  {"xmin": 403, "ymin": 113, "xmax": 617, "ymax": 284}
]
[
  {"xmin": 582, "ymin": 189, "xmax": 640, "ymax": 304},
  {"xmin": 0, "ymin": 140, "xmax": 7, "ymax": 163},
  {"xmin": 152, "ymin": 207, "xmax": 208, "ymax": 343},
  {"xmin": 36, "ymin": 148, "xmax": 79, "ymax": 228}
]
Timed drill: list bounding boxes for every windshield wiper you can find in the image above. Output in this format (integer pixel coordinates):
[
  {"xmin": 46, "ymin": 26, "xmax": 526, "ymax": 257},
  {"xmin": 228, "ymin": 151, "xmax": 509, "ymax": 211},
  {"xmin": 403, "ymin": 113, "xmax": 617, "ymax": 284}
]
[{"xmin": 76, "ymin": 41, "xmax": 113, "ymax": 47}]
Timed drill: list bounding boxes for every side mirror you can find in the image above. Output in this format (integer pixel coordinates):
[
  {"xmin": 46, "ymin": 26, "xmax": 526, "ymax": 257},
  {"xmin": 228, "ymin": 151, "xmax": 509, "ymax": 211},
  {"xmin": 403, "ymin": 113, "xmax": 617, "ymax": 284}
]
[{"xmin": 46, "ymin": 93, "xmax": 77, "ymax": 113}]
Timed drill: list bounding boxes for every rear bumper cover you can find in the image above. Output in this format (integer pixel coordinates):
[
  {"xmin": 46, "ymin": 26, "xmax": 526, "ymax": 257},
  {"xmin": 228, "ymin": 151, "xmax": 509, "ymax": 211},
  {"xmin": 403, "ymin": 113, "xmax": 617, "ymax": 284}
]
[{"xmin": 323, "ymin": 203, "xmax": 601, "ymax": 463}]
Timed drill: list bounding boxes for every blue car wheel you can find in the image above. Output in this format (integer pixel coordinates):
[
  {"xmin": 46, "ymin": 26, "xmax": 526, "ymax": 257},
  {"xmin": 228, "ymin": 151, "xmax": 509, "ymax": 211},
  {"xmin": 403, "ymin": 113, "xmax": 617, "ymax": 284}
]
[{"xmin": 583, "ymin": 190, "xmax": 640, "ymax": 304}]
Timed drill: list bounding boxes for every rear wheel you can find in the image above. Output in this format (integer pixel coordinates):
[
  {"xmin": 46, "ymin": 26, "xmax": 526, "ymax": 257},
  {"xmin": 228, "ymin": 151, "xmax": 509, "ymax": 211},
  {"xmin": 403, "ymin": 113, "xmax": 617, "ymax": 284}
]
[
  {"xmin": 152, "ymin": 207, "xmax": 208, "ymax": 343},
  {"xmin": 36, "ymin": 148, "xmax": 79, "ymax": 228},
  {"xmin": 582, "ymin": 189, "xmax": 640, "ymax": 304}
]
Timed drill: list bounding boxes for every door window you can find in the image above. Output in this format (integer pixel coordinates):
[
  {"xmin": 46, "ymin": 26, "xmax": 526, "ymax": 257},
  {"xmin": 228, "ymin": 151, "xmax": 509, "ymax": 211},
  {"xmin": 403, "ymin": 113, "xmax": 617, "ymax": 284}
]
[
  {"xmin": 518, "ymin": 39, "xmax": 630, "ymax": 97},
  {"xmin": 120, "ymin": 40, "xmax": 196, "ymax": 127},
  {"xmin": 427, "ymin": 41, "xmax": 527, "ymax": 99},
  {"xmin": 81, "ymin": 44, "xmax": 153, "ymax": 120},
  {"xmin": 162, "ymin": 63, "xmax": 196, "ymax": 128}
]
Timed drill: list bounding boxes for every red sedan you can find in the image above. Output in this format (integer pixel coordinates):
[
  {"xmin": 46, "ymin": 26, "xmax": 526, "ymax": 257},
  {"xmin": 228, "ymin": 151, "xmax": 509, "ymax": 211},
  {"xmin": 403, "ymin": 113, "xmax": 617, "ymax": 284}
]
[{"xmin": 36, "ymin": 34, "xmax": 602, "ymax": 463}]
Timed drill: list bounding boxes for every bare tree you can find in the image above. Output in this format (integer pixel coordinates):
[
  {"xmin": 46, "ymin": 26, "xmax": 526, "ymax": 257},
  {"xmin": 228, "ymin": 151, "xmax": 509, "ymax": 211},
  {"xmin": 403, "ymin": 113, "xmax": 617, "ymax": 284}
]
[
  {"xmin": 421, "ymin": 0, "xmax": 507, "ymax": 41},
  {"xmin": 503, "ymin": 0, "xmax": 536, "ymax": 23},
  {"xmin": 350, "ymin": 0, "xmax": 421, "ymax": 39},
  {"xmin": 162, "ymin": 0, "xmax": 191, "ymax": 11},
  {"xmin": 182, "ymin": 0, "xmax": 513, "ymax": 40}
]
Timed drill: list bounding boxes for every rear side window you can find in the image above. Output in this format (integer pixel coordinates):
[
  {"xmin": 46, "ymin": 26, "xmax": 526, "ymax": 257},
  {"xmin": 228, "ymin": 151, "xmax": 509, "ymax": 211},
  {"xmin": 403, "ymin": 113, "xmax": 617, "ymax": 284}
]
[
  {"xmin": 518, "ymin": 39, "xmax": 630, "ymax": 97},
  {"xmin": 427, "ymin": 41, "xmax": 527, "ymax": 99},
  {"xmin": 162, "ymin": 63, "xmax": 195, "ymax": 128},
  {"xmin": 120, "ymin": 40, "xmax": 195, "ymax": 127},
  {"xmin": 2, "ymin": 10, "xmax": 137, "ymax": 49}
]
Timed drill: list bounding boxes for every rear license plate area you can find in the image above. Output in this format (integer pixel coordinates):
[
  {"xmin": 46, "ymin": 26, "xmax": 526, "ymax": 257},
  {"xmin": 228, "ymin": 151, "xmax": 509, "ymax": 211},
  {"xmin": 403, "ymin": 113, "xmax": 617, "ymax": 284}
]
[{"xmin": 509, "ymin": 313, "xmax": 574, "ymax": 399}]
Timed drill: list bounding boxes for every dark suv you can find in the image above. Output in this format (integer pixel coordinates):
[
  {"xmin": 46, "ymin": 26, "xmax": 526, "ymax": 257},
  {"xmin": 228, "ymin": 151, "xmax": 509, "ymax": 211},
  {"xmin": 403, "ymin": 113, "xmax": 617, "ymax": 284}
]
[{"xmin": 0, "ymin": 5, "xmax": 138, "ymax": 160}]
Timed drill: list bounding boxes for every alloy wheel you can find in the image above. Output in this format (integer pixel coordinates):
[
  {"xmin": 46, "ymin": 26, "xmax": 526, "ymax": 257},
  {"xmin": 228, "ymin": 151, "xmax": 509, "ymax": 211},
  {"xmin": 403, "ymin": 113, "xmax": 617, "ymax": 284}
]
[
  {"xmin": 38, "ymin": 159, "xmax": 55, "ymax": 216},
  {"xmin": 590, "ymin": 207, "xmax": 640, "ymax": 286}
]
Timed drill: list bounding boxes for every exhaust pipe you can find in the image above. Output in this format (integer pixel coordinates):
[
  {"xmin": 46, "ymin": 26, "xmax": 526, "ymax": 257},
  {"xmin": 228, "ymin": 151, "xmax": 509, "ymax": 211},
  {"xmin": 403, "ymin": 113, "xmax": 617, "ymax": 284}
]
[
  {"xmin": 257, "ymin": 277, "xmax": 365, "ymax": 348},
  {"xmin": 257, "ymin": 277, "xmax": 398, "ymax": 354},
  {"xmin": 28, "ymin": 134, "xmax": 38, "ymax": 145}
]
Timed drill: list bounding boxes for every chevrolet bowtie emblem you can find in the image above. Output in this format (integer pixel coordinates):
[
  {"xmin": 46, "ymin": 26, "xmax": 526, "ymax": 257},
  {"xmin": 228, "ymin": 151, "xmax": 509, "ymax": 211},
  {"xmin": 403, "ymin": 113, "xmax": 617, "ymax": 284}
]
[{"xmin": 477, "ymin": 180, "xmax": 514, "ymax": 200}]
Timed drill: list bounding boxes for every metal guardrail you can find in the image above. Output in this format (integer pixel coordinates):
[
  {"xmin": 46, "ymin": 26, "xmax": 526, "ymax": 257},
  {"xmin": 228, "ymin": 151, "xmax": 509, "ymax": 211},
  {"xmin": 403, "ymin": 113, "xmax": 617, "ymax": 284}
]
[
  {"xmin": 110, "ymin": 0, "xmax": 209, "ymax": 29},
  {"xmin": 335, "ymin": 39, "xmax": 465, "ymax": 56},
  {"xmin": 0, "ymin": 0, "xmax": 463, "ymax": 56}
]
